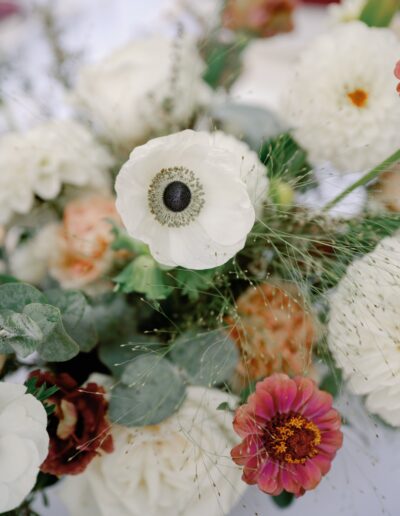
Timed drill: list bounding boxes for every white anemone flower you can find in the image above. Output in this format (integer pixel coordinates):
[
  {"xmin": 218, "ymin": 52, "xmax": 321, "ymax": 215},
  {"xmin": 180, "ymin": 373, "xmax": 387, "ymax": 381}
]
[
  {"xmin": 0, "ymin": 382, "xmax": 49, "ymax": 512},
  {"xmin": 115, "ymin": 130, "xmax": 268, "ymax": 270},
  {"xmin": 328, "ymin": 234, "xmax": 400, "ymax": 426},
  {"xmin": 283, "ymin": 22, "xmax": 400, "ymax": 172}
]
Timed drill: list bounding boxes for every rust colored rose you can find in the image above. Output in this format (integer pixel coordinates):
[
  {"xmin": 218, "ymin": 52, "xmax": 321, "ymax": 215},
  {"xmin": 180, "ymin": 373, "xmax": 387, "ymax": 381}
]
[
  {"xmin": 222, "ymin": 0, "xmax": 297, "ymax": 38},
  {"xmin": 30, "ymin": 370, "xmax": 113, "ymax": 476},
  {"xmin": 226, "ymin": 282, "xmax": 317, "ymax": 389}
]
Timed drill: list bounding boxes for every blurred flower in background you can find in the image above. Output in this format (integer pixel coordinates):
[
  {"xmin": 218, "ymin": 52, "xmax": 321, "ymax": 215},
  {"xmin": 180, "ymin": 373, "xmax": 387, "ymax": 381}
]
[{"xmin": 222, "ymin": 0, "xmax": 298, "ymax": 38}]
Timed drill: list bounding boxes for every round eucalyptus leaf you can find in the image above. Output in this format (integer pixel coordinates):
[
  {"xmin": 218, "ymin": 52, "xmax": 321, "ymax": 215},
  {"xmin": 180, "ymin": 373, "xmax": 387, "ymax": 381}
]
[{"xmin": 109, "ymin": 355, "xmax": 186, "ymax": 427}]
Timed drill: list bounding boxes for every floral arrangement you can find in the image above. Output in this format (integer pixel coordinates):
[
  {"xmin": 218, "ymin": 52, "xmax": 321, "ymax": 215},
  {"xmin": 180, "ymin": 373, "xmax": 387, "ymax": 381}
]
[{"xmin": 1, "ymin": 0, "xmax": 400, "ymax": 514}]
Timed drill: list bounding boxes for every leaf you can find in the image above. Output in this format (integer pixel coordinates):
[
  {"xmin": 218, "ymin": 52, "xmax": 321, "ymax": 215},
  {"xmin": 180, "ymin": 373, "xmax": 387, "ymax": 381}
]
[
  {"xmin": 211, "ymin": 102, "xmax": 285, "ymax": 151},
  {"xmin": 99, "ymin": 336, "xmax": 163, "ymax": 378},
  {"xmin": 46, "ymin": 289, "xmax": 97, "ymax": 352},
  {"xmin": 360, "ymin": 0, "xmax": 400, "ymax": 27},
  {"xmin": 0, "ymin": 309, "xmax": 43, "ymax": 356},
  {"xmin": 174, "ymin": 268, "xmax": 217, "ymax": 301},
  {"xmin": 109, "ymin": 355, "xmax": 186, "ymax": 426},
  {"xmin": 0, "ymin": 283, "xmax": 45, "ymax": 312},
  {"xmin": 170, "ymin": 330, "xmax": 239, "ymax": 387},
  {"xmin": 272, "ymin": 491, "xmax": 294, "ymax": 508},
  {"xmin": 90, "ymin": 293, "xmax": 137, "ymax": 347},
  {"xmin": 203, "ymin": 38, "xmax": 248, "ymax": 89},
  {"xmin": 114, "ymin": 256, "xmax": 173, "ymax": 300},
  {"xmin": 24, "ymin": 303, "xmax": 79, "ymax": 362}
]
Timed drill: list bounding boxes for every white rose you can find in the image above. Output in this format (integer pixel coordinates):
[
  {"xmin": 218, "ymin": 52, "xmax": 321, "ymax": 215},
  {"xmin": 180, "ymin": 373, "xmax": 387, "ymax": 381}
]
[
  {"xmin": 73, "ymin": 36, "xmax": 211, "ymax": 152},
  {"xmin": 61, "ymin": 387, "xmax": 246, "ymax": 516},
  {"xmin": 0, "ymin": 120, "xmax": 113, "ymax": 224},
  {"xmin": 0, "ymin": 382, "xmax": 49, "ymax": 512}
]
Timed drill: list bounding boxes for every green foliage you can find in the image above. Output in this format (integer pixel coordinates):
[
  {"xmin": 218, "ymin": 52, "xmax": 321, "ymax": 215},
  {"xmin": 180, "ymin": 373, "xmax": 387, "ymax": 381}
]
[
  {"xmin": 25, "ymin": 376, "xmax": 59, "ymax": 415},
  {"xmin": 202, "ymin": 38, "xmax": 248, "ymax": 90},
  {"xmin": 174, "ymin": 268, "xmax": 217, "ymax": 301},
  {"xmin": 109, "ymin": 354, "xmax": 186, "ymax": 426},
  {"xmin": 0, "ymin": 283, "xmax": 89, "ymax": 361},
  {"xmin": 99, "ymin": 336, "xmax": 163, "ymax": 378},
  {"xmin": 114, "ymin": 255, "xmax": 173, "ymax": 300},
  {"xmin": 169, "ymin": 330, "xmax": 238, "ymax": 387},
  {"xmin": 360, "ymin": 0, "xmax": 400, "ymax": 27},
  {"xmin": 272, "ymin": 491, "xmax": 295, "ymax": 508},
  {"xmin": 46, "ymin": 289, "xmax": 97, "ymax": 352},
  {"xmin": 260, "ymin": 133, "xmax": 313, "ymax": 191}
]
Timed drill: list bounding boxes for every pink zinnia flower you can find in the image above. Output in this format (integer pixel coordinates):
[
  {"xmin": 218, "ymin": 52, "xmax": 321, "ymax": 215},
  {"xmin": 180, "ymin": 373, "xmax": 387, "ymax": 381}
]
[
  {"xmin": 395, "ymin": 61, "xmax": 400, "ymax": 95},
  {"xmin": 231, "ymin": 374, "xmax": 343, "ymax": 497}
]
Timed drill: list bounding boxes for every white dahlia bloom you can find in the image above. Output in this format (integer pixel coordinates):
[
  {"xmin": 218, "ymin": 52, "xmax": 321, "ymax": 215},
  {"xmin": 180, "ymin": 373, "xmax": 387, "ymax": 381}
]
[
  {"xmin": 0, "ymin": 120, "xmax": 113, "ymax": 224},
  {"xmin": 0, "ymin": 382, "xmax": 49, "ymax": 512},
  {"xmin": 61, "ymin": 387, "xmax": 246, "ymax": 516},
  {"xmin": 73, "ymin": 36, "xmax": 211, "ymax": 152},
  {"xmin": 283, "ymin": 22, "xmax": 400, "ymax": 172},
  {"xmin": 328, "ymin": 235, "xmax": 400, "ymax": 426},
  {"xmin": 115, "ymin": 130, "xmax": 268, "ymax": 269}
]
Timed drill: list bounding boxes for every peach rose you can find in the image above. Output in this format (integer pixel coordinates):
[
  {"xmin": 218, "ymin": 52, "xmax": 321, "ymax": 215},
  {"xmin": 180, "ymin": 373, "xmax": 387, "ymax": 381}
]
[
  {"xmin": 373, "ymin": 166, "xmax": 400, "ymax": 212},
  {"xmin": 50, "ymin": 196, "xmax": 120, "ymax": 290}
]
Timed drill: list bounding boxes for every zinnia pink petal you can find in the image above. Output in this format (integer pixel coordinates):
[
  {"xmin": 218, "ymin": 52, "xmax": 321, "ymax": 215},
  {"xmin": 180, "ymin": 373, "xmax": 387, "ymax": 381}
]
[{"xmin": 231, "ymin": 373, "xmax": 343, "ymax": 497}]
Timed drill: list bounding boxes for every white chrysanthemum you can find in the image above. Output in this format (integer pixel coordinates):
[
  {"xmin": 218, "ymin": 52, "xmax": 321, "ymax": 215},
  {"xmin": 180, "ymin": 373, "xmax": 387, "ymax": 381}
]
[
  {"xmin": 0, "ymin": 382, "xmax": 49, "ymax": 512},
  {"xmin": 328, "ymin": 235, "xmax": 400, "ymax": 426},
  {"xmin": 283, "ymin": 22, "xmax": 400, "ymax": 172},
  {"xmin": 61, "ymin": 387, "xmax": 246, "ymax": 516},
  {"xmin": 0, "ymin": 120, "xmax": 113, "ymax": 224},
  {"xmin": 73, "ymin": 36, "xmax": 211, "ymax": 152},
  {"xmin": 115, "ymin": 129, "xmax": 268, "ymax": 269}
]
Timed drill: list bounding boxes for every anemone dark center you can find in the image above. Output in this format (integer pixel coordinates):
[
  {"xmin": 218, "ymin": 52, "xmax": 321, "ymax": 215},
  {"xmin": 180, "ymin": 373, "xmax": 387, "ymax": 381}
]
[
  {"xmin": 262, "ymin": 411, "xmax": 321, "ymax": 464},
  {"xmin": 162, "ymin": 181, "xmax": 191, "ymax": 212}
]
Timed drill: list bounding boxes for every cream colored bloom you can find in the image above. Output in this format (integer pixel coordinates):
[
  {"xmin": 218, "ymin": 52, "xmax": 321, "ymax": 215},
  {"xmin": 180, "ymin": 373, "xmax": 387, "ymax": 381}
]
[
  {"xmin": 0, "ymin": 120, "xmax": 113, "ymax": 224},
  {"xmin": 283, "ymin": 22, "xmax": 400, "ymax": 172},
  {"xmin": 328, "ymin": 234, "xmax": 400, "ymax": 426},
  {"xmin": 115, "ymin": 130, "xmax": 268, "ymax": 269},
  {"xmin": 0, "ymin": 382, "xmax": 49, "ymax": 512},
  {"xmin": 73, "ymin": 36, "xmax": 211, "ymax": 152},
  {"xmin": 61, "ymin": 387, "xmax": 246, "ymax": 516}
]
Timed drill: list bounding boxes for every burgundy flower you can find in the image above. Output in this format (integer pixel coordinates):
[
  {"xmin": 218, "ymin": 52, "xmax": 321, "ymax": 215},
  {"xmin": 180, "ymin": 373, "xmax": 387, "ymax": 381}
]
[
  {"xmin": 395, "ymin": 61, "xmax": 400, "ymax": 95},
  {"xmin": 30, "ymin": 370, "xmax": 113, "ymax": 476},
  {"xmin": 231, "ymin": 374, "xmax": 343, "ymax": 497}
]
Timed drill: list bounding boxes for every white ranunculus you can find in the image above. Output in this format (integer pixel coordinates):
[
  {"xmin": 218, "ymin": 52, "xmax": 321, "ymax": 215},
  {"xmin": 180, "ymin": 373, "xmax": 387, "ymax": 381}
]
[
  {"xmin": 328, "ymin": 234, "xmax": 400, "ymax": 426},
  {"xmin": 283, "ymin": 22, "xmax": 400, "ymax": 173},
  {"xmin": 0, "ymin": 120, "xmax": 113, "ymax": 224},
  {"xmin": 73, "ymin": 36, "xmax": 211, "ymax": 152},
  {"xmin": 0, "ymin": 382, "xmax": 49, "ymax": 512},
  {"xmin": 61, "ymin": 387, "xmax": 246, "ymax": 516},
  {"xmin": 115, "ymin": 129, "xmax": 268, "ymax": 269}
]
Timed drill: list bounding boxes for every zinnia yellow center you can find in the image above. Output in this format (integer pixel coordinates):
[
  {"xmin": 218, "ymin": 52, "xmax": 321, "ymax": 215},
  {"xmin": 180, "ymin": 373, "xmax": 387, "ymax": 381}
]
[
  {"xmin": 347, "ymin": 88, "xmax": 368, "ymax": 108},
  {"xmin": 264, "ymin": 413, "xmax": 321, "ymax": 464}
]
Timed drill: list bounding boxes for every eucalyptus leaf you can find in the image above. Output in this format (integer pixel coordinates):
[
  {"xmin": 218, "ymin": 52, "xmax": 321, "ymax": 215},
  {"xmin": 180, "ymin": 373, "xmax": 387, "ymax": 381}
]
[
  {"xmin": 99, "ymin": 336, "xmax": 163, "ymax": 378},
  {"xmin": 0, "ymin": 283, "xmax": 45, "ymax": 312},
  {"xmin": 170, "ymin": 330, "xmax": 238, "ymax": 387},
  {"xmin": 109, "ymin": 355, "xmax": 186, "ymax": 426},
  {"xmin": 46, "ymin": 289, "xmax": 97, "ymax": 352},
  {"xmin": 211, "ymin": 102, "xmax": 285, "ymax": 151},
  {"xmin": 0, "ymin": 309, "xmax": 43, "ymax": 357},
  {"xmin": 23, "ymin": 303, "xmax": 79, "ymax": 362}
]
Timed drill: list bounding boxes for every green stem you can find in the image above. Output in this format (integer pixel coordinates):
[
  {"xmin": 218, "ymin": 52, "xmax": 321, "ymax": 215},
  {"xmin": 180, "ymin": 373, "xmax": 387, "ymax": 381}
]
[{"xmin": 323, "ymin": 148, "xmax": 400, "ymax": 212}]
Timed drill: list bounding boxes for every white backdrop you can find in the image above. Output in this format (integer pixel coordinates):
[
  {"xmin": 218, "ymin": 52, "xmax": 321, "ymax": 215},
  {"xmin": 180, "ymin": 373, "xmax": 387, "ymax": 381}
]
[{"xmin": 3, "ymin": 1, "xmax": 398, "ymax": 515}]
